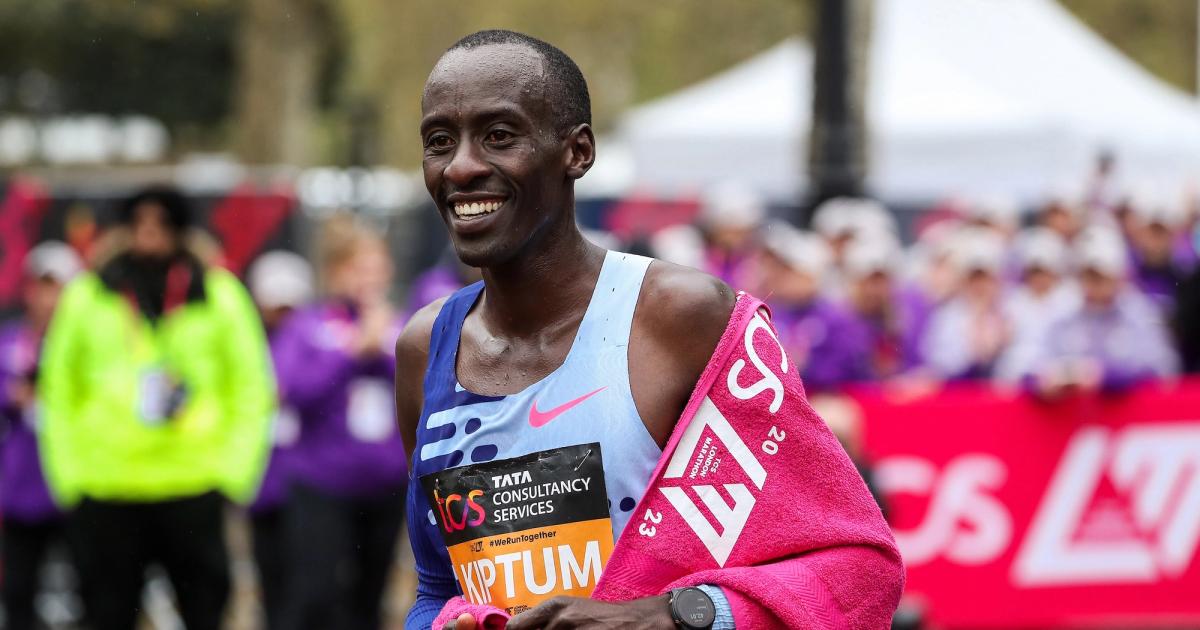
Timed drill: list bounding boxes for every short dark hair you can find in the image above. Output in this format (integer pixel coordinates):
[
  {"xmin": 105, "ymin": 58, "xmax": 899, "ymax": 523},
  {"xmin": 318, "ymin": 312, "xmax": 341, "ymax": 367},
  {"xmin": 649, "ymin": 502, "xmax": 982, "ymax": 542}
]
[
  {"xmin": 118, "ymin": 185, "xmax": 192, "ymax": 232},
  {"xmin": 445, "ymin": 30, "xmax": 591, "ymax": 135}
]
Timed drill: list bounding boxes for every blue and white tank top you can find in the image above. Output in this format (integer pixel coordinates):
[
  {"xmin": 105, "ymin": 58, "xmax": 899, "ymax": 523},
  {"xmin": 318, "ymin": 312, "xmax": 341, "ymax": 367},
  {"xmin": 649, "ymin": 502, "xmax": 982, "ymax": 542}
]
[{"xmin": 412, "ymin": 250, "xmax": 660, "ymax": 541}]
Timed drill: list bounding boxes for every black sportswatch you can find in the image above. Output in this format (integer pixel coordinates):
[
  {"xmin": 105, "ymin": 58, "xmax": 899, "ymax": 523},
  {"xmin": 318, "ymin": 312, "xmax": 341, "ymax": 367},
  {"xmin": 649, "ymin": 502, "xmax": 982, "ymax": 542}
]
[{"xmin": 668, "ymin": 587, "xmax": 716, "ymax": 629}]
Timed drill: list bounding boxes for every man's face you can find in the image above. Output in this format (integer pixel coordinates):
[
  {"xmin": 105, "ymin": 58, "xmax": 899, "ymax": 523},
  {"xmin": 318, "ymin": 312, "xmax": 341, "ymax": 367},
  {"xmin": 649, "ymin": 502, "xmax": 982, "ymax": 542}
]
[
  {"xmin": 1081, "ymin": 268, "xmax": 1120, "ymax": 308},
  {"xmin": 130, "ymin": 202, "xmax": 177, "ymax": 259},
  {"xmin": 23, "ymin": 276, "xmax": 63, "ymax": 325},
  {"xmin": 1132, "ymin": 221, "xmax": 1174, "ymax": 266},
  {"xmin": 754, "ymin": 251, "xmax": 818, "ymax": 305},
  {"xmin": 961, "ymin": 269, "xmax": 999, "ymax": 305},
  {"xmin": 1041, "ymin": 206, "xmax": 1078, "ymax": 240},
  {"xmin": 326, "ymin": 242, "xmax": 393, "ymax": 304},
  {"xmin": 1023, "ymin": 267, "xmax": 1058, "ymax": 296},
  {"xmin": 420, "ymin": 44, "xmax": 577, "ymax": 268},
  {"xmin": 853, "ymin": 272, "xmax": 892, "ymax": 316}
]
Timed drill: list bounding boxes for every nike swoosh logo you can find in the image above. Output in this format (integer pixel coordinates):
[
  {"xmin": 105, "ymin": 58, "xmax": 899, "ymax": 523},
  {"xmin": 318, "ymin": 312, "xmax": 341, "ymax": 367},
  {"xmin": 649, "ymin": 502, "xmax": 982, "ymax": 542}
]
[{"xmin": 528, "ymin": 387, "xmax": 607, "ymax": 428}]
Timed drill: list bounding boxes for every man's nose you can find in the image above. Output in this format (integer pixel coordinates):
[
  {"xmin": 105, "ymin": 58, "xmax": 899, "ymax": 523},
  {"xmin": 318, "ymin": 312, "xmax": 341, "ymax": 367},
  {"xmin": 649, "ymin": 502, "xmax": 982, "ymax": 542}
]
[{"xmin": 444, "ymin": 141, "xmax": 491, "ymax": 187}]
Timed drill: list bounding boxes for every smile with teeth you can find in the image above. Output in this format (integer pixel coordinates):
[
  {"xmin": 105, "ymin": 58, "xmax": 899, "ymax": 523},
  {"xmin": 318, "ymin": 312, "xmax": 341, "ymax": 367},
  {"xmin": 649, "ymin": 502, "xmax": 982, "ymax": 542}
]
[{"xmin": 453, "ymin": 199, "xmax": 504, "ymax": 218}]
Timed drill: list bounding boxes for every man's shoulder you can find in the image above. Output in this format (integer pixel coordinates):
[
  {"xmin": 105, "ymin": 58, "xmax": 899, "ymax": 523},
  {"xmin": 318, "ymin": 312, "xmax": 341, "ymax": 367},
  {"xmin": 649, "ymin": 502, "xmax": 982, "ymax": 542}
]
[
  {"xmin": 395, "ymin": 296, "xmax": 451, "ymax": 370},
  {"xmin": 638, "ymin": 259, "xmax": 735, "ymax": 352}
]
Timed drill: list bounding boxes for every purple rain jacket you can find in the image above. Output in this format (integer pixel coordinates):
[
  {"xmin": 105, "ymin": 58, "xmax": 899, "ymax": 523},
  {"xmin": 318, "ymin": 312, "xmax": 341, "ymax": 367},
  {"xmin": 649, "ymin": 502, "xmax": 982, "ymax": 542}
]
[
  {"xmin": 840, "ymin": 286, "xmax": 935, "ymax": 380},
  {"xmin": 768, "ymin": 297, "xmax": 868, "ymax": 392},
  {"xmin": 250, "ymin": 325, "xmax": 301, "ymax": 514},
  {"xmin": 270, "ymin": 302, "xmax": 407, "ymax": 499},
  {"xmin": 0, "ymin": 322, "xmax": 59, "ymax": 523},
  {"xmin": 1031, "ymin": 289, "xmax": 1179, "ymax": 391}
]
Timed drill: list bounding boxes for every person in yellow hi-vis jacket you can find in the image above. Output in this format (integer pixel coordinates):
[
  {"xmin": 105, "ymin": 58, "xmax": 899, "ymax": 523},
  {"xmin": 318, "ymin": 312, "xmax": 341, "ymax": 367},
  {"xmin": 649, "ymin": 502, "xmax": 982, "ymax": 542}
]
[{"xmin": 38, "ymin": 185, "xmax": 274, "ymax": 630}]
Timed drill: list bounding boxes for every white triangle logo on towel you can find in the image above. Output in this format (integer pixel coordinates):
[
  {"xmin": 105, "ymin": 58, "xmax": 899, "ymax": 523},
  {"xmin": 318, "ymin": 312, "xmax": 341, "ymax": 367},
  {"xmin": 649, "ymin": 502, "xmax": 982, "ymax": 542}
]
[{"xmin": 660, "ymin": 396, "xmax": 766, "ymax": 567}]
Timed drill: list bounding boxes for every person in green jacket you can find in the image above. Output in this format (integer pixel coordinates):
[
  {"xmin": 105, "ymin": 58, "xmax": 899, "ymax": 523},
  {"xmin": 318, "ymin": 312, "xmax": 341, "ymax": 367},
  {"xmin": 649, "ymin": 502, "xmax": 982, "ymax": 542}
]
[{"xmin": 38, "ymin": 185, "xmax": 274, "ymax": 630}]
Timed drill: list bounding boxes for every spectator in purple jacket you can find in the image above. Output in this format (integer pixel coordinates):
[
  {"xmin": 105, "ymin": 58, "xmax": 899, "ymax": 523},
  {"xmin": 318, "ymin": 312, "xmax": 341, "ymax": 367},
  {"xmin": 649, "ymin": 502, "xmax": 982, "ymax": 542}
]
[
  {"xmin": 840, "ymin": 233, "xmax": 928, "ymax": 380},
  {"xmin": 923, "ymin": 229, "xmax": 1013, "ymax": 380},
  {"xmin": 273, "ymin": 218, "xmax": 406, "ymax": 630},
  {"xmin": 1037, "ymin": 190, "xmax": 1087, "ymax": 244},
  {"xmin": 0, "ymin": 241, "xmax": 82, "ymax": 630},
  {"xmin": 995, "ymin": 228, "xmax": 1080, "ymax": 384},
  {"xmin": 812, "ymin": 196, "xmax": 899, "ymax": 297},
  {"xmin": 246, "ymin": 250, "xmax": 315, "ymax": 630},
  {"xmin": 1026, "ymin": 227, "xmax": 1178, "ymax": 398},
  {"xmin": 752, "ymin": 221, "xmax": 866, "ymax": 392},
  {"xmin": 696, "ymin": 181, "xmax": 766, "ymax": 288},
  {"xmin": 1126, "ymin": 190, "xmax": 1195, "ymax": 311}
]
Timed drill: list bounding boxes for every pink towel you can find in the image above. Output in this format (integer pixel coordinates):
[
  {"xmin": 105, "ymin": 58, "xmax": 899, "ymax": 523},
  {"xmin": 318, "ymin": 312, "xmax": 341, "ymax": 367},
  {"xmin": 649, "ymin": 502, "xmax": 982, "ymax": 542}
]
[
  {"xmin": 433, "ymin": 294, "xmax": 903, "ymax": 628},
  {"xmin": 431, "ymin": 597, "xmax": 510, "ymax": 630}
]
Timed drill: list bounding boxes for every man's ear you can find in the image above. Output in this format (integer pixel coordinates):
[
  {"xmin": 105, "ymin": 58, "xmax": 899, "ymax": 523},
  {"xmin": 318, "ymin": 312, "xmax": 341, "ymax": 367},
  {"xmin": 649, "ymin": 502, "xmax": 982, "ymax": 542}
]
[{"xmin": 564, "ymin": 124, "xmax": 596, "ymax": 180}]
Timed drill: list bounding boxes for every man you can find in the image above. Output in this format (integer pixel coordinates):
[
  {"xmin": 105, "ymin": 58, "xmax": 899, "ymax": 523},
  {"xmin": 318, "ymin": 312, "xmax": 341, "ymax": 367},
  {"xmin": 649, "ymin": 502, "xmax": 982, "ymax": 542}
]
[
  {"xmin": 0, "ymin": 241, "xmax": 82, "ymax": 630},
  {"xmin": 751, "ymin": 221, "xmax": 863, "ymax": 392},
  {"xmin": 838, "ymin": 233, "xmax": 928, "ymax": 380},
  {"xmin": 397, "ymin": 30, "xmax": 897, "ymax": 629},
  {"xmin": 922, "ymin": 228, "xmax": 1012, "ymax": 381},
  {"xmin": 272, "ymin": 219, "xmax": 407, "ymax": 630},
  {"xmin": 246, "ymin": 250, "xmax": 315, "ymax": 630},
  {"xmin": 1125, "ymin": 190, "xmax": 1194, "ymax": 311},
  {"xmin": 994, "ymin": 227, "xmax": 1079, "ymax": 384},
  {"xmin": 1025, "ymin": 226, "xmax": 1177, "ymax": 398},
  {"xmin": 38, "ymin": 186, "xmax": 274, "ymax": 630}
]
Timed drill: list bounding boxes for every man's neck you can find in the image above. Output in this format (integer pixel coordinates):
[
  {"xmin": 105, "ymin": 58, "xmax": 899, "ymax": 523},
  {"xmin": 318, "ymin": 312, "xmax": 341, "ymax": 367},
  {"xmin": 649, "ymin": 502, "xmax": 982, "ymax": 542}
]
[
  {"xmin": 477, "ymin": 225, "xmax": 606, "ymax": 339},
  {"xmin": 25, "ymin": 313, "xmax": 50, "ymax": 338}
]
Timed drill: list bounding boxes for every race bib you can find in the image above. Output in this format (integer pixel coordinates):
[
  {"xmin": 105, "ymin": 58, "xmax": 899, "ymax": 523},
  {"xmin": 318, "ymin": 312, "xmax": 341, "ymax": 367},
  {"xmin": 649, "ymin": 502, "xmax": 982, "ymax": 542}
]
[
  {"xmin": 273, "ymin": 406, "xmax": 301, "ymax": 447},
  {"xmin": 22, "ymin": 401, "xmax": 40, "ymax": 431},
  {"xmin": 346, "ymin": 378, "xmax": 394, "ymax": 442},
  {"xmin": 421, "ymin": 443, "xmax": 613, "ymax": 615},
  {"xmin": 138, "ymin": 369, "xmax": 179, "ymax": 426}
]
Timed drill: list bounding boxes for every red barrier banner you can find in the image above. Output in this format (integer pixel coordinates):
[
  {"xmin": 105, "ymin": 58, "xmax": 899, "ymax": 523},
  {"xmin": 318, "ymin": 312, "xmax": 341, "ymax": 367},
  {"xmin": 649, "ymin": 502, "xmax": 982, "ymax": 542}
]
[{"xmin": 851, "ymin": 380, "xmax": 1200, "ymax": 629}]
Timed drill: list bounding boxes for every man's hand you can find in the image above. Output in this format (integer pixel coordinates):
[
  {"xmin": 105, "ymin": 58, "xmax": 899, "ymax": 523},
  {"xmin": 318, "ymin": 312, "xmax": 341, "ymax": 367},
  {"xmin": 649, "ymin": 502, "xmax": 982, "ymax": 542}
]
[
  {"xmin": 443, "ymin": 612, "xmax": 477, "ymax": 630},
  {"xmin": 6, "ymin": 377, "xmax": 34, "ymax": 410},
  {"xmin": 352, "ymin": 298, "xmax": 394, "ymax": 357},
  {"xmin": 505, "ymin": 595, "xmax": 675, "ymax": 630}
]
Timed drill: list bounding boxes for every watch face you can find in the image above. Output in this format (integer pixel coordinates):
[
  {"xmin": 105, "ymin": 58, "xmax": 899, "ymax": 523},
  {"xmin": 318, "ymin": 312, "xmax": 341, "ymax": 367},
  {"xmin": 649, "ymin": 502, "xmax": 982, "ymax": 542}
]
[{"xmin": 673, "ymin": 588, "xmax": 716, "ymax": 628}]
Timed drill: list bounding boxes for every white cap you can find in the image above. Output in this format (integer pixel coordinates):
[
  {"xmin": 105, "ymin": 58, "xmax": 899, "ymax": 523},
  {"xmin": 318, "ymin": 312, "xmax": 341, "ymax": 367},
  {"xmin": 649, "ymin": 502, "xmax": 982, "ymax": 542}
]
[
  {"xmin": 1128, "ymin": 185, "xmax": 1186, "ymax": 229},
  {"xmin": 843, "ymin": 231, "xmax": 901, "ymax": 279},
  {"xmin": 1043, "ymin": 182, "xmax": 1087, "ymax": 217},
  {"xmin": 949, "ymin": 227, "xmax": 1006, "ymax": 276},
  {"xmin": 699, "ymin": 181, "xmax": 766, "ymax": 230},
  {"xmin": 761, "ymin": 221, "xmax": 831, "ymax": 278},
  {"xmin": 1014, "ymin": 227, "xmax": 1069, "ymax": 275},
  {"xmin": 24, "ymin": 241, "xmax": 82, "ymax": 283},
  {"xmin": 248, "ymin": 250, "xmax": 315, "ymax": 309},
  {"xmin": 812, "ymin": 197, "xmax": 896, "ymax": 240},
  {"xmin": 650, "ymin": 224, "xmax": 706, "ymax": 270},
  {"xmin": 968, "ymin": 195, "xmax": 1021, "ymax": 229},
  {"xmin": 1073, "ymin": 226, "xmax": 1128, "ymax": 278}
]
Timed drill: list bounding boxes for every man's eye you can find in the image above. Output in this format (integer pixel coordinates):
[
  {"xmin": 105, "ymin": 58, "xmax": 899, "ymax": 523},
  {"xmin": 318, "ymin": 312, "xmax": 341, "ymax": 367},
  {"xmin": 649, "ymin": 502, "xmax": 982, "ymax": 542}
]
[
  {"xmin": 425, "ymin": 134, "xmax": 453, "ymax": 149},
  {"xmin": 485, "ymin": 129, "xmax": 513, "ymax": 143}
]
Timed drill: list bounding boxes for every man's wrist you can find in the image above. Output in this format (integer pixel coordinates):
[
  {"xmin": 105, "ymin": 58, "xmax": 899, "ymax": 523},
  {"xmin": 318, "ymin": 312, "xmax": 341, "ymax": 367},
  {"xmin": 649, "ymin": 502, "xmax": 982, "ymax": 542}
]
[{"xmin": 640, "ymin": 594, "xmax": 678, "ymax": 629}]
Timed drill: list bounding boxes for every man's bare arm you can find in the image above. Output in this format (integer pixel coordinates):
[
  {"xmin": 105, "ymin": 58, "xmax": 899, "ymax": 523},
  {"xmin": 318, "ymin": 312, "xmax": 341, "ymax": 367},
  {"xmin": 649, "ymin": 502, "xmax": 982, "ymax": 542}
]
[
  {"xmin": 630, "ymin": 261, "xmax": 736, "ymax": 448},
  {"xmin": 395, "ymin": 297, "xmax": 448, "ymax": 467}
]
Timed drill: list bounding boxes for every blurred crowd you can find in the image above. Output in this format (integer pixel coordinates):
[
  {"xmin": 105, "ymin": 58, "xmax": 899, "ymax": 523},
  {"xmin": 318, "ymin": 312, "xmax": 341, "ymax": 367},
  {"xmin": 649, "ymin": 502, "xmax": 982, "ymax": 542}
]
[
  {"xmin": 1, "ymin": 188, "xmax": 411, "ymax": 630},
  {"xmin": 1, "ymin": 159, "xmax": 1199, "ymax": 628},
  {"xmin": 647, "ymin": 172, "xmax": 1200, "ymax": 400}
]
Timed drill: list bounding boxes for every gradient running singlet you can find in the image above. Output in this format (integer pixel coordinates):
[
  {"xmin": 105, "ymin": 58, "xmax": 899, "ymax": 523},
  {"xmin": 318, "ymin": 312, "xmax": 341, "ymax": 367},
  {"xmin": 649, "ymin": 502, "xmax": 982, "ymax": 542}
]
[{"xmin": 406, "ymin": 250, "xmax": 662, "ymax": 624}]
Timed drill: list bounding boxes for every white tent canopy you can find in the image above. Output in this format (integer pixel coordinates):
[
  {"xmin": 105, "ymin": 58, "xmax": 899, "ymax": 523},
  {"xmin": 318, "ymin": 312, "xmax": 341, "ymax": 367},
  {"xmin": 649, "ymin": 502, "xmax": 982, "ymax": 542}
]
[{"xmin": 615, "ymin": 0, "xmax": 1200, "ymax": 204}]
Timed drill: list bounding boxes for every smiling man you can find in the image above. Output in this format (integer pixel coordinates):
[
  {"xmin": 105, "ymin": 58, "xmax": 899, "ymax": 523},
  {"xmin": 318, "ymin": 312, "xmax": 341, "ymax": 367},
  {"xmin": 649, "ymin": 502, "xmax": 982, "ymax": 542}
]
[{"xmin": 397, "ymin": 30, "xmax": 899, "ymax": 630}]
